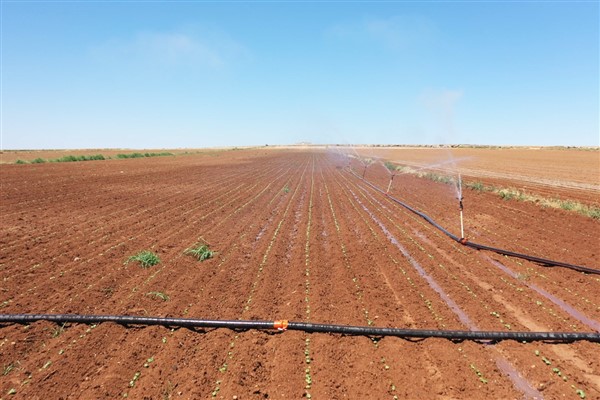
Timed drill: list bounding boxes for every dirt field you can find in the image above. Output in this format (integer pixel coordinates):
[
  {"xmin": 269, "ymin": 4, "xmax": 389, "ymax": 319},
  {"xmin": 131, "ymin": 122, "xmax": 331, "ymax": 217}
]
[
  {"xmin": 1, "ymin": 148, "xmax": 599, "ymax": 399},
  {"xmin": 355, "ymin": 146, "xmax": 600, "ymax": 206}
]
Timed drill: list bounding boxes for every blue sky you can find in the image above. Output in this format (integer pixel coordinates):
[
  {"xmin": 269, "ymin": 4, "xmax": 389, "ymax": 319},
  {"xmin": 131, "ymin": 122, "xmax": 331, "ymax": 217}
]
[{"xmin": 1, "ymin": 1, "xmax": 598, "ymax": 149}]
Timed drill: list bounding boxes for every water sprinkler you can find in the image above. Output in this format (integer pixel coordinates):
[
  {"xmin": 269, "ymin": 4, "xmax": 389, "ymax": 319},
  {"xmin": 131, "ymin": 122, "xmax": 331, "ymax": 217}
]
[
  {"xmin": 459, "ymin": 196, "xmax": 465, "ymax": 241},
  {"xmin": 386, "ymin": 174, "xmax": 395, "ymax": 194},
  {"xmin": 457, "ymin": 174, "xmax": 465, "ymax": 241},
  {"xmin": 362, "ymin": 163, "xmax": 368, "ymax": 179}
]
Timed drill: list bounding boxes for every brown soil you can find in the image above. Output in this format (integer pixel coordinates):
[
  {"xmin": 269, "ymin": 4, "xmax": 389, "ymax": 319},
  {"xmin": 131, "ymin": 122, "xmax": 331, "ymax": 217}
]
[
  {"xmin": 356, "ymin": 146, "xmax": 600, "ymax": 206},
  {"xmin": 1, "ymin": 148, "xmax": 598, "ymax": 399}
]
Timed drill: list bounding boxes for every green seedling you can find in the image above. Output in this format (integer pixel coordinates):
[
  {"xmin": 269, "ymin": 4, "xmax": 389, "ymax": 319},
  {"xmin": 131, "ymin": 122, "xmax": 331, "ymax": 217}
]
[
  {"xmin": 3, "ymin": 362, "xmax": 18, "ymax": 376},
  {"xmin": 129, "ymin": 371, "xmax": 141, "ymax": 387},
  {"xmin": 125, "ymin": 251, "xmax": 160, "ymax": 268}
]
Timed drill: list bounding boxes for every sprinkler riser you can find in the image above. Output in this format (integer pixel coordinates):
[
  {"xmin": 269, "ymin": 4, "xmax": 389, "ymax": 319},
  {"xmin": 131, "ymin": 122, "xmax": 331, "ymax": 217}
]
[{"xmin": 460, "ymin": 209, "xmax": 464, "ymax": 240}]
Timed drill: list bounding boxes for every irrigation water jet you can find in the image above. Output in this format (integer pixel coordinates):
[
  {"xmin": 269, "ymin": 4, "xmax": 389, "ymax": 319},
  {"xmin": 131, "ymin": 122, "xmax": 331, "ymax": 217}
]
[{"xmin": 399, "ymin": 157, "xmax": 472, "ymax": 175}]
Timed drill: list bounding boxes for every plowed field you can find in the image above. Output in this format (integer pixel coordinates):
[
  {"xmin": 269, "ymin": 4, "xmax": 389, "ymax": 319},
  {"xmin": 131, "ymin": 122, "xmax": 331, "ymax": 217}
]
[{"xmin": 1, "ymin": 148, "xmax": 599, "ymax": 399}]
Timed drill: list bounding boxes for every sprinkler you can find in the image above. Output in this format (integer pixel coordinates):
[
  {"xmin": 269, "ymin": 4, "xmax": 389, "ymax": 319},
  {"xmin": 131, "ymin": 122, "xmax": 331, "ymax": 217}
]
[
  {"xmin": 362, "ymin": 163, "xmax": 368, "ymax": 179},
  {"xmin": 457, "ymin": 174, "xmax": 465, "ymax": 242},
  {"xmin": 386, "ymin": 174, "xmax": 395, "ymax": 194},
  {"xmin": 459, "ymin": 195, "xmax": 465, "ymax": 241}
]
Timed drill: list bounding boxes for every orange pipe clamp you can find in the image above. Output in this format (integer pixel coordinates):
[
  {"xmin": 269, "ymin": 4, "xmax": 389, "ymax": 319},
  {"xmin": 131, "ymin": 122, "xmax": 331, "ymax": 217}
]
[{"xmin": 273, "ymin": 320, "xmax": 289, "ymax": 331}]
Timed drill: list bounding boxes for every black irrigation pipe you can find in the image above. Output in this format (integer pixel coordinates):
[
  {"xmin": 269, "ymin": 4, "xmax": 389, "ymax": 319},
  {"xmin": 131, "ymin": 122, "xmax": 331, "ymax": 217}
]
[
  {"xmin": 349, "ymin": 169, "xmax": 600, "ymax": 275},
  {"xmin": 1, "ymin": 314, "xmax": 598, "ymax": 342}
]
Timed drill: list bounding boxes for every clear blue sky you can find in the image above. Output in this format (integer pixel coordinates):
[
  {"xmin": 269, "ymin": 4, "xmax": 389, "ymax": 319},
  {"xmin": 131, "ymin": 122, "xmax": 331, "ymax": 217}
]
[{"xmin": 1, "ymin": 1, "xmax": 598, "ymax": 149}]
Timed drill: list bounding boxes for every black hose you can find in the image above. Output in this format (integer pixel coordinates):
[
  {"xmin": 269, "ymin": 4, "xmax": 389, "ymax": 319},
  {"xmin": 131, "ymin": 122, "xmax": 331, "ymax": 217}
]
[
  {"xmin": 288, "ymin": 321, "xmax": 599, "ymax": 342},
  {"xmin": 0, "ymin": 313, "xmax": 273, "ymax": 330},
  {"xmin": 350, "ymin": 169, "xmax": 600, "ymax": 275},
  {"xmin": 1, "ymin": 314, "xmax": 598, "ymax": 342}
]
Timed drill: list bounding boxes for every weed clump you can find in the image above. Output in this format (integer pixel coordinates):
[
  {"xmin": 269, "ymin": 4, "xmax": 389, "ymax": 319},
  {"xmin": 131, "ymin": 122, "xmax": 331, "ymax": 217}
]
[
  {"xmin": 125, "ymin": 251, "xmax": 160, "ymax": 268},
  {"xmin": 185, "ymin": 243, "xmax": 214, "ymax": 261},
  {"xmin": 466, "ymin": 181, "xmax": 485, "ymax": 191}
]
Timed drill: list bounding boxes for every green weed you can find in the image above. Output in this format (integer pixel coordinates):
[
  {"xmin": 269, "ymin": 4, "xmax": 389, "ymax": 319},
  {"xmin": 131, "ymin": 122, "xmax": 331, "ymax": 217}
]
[
  {"xmin": 125, "ymin": 251, "xmax": 160, "ymax": 268},
  {"xmin": 498, "ymin": 189, "xmax": 515, "ymax": 200},
  {"xmin": 466, "ymin": 181, "xmax": 485, "ymax": 191},
  {"xmin": 420, "ymin": 172, "xmax": 453, "ymax": 184},
  {"xmin": 185, "ymin": 243, "xmax": 214, "ymax": 261}
]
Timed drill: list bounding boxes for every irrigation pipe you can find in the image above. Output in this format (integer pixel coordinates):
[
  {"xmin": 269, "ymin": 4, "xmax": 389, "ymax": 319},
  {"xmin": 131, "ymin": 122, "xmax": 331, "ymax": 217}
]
[
  {"xmin": 349, "ymin": 169, "xmax": 600, "ymax": 275},
  {"xmin": 1, "ymin": 314, "xmax": 598, "ymax": 342}
]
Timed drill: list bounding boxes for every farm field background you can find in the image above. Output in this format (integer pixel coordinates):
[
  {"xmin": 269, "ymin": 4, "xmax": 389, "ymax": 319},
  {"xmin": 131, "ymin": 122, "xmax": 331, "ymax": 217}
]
[{"xmin": 1, "ymin": 147, "xmax": 599, "ymax": 399}]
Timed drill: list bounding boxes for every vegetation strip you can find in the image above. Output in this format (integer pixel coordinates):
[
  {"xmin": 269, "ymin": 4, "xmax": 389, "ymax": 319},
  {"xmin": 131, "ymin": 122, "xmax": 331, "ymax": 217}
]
[
  {"xmin": 13, "ymin": 152, "xmax": 174, "ymax": 164},
  {"xmin": 384, "ymin": 161, "xmax": 600, "ymax": 219}
]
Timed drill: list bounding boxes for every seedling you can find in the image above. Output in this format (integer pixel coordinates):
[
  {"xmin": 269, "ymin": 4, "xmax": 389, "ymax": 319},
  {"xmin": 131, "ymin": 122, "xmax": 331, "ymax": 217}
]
[
  {"xmin": 143, "ymin": 357, "xmax": 155, "ymax": 368},
  {"xmin": 3, "ymin": 362, "xmax": 18, "ymax": 376},
  {"xmin": 184, "ymin": 243, "xmax": 214, "ymax": 261},
  {"xmin": 125, "ymin": 251, "xmax": 160, "ymax": 268},
  {"xmin": 129, "ymin": 371, "xmax": 141, "ymax": 387},
  {"xmin": 541, "ymin": 356, "xmax": 552, "ymax": 365},
  {"xmin": 470, "ymin": 363, "xmax": 489, "ymax": 384}
]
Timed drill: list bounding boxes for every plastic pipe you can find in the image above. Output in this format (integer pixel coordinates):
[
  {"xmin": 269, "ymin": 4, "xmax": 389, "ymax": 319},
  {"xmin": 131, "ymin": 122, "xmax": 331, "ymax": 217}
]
[{"xmin": 1, "ymin": 314, "xmax": 598, "ymax": 342}]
